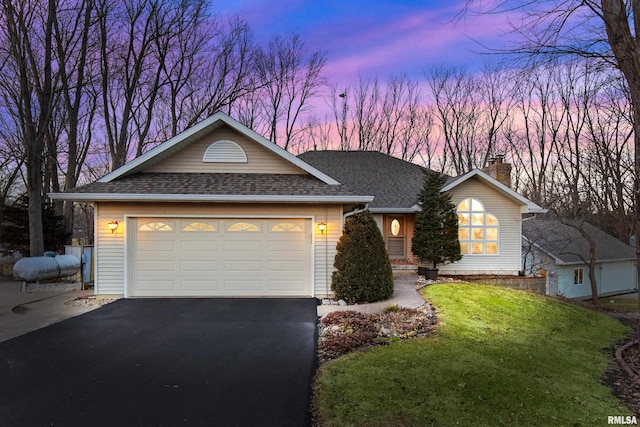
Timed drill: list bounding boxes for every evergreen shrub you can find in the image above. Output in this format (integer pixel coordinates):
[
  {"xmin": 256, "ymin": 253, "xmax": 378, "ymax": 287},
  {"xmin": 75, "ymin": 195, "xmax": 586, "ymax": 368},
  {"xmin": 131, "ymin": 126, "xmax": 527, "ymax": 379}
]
[{"xmin": 332, "ymin": 210, "xmax": 394, "ymax": 304}]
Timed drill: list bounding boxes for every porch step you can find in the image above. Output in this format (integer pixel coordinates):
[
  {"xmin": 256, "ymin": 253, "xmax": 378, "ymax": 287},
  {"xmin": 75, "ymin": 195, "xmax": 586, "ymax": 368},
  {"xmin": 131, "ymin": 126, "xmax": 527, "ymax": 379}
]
[{"xmin": 391, "ymin": 264, "xmax": 417, "ymax": 271}]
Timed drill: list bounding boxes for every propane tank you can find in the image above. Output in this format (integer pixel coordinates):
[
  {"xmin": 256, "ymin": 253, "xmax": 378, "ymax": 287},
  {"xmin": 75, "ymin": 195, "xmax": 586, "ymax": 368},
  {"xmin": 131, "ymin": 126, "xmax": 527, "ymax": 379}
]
[{"xmin": 13, "ymin": 255, "xmax": 81, "ymax": 282}]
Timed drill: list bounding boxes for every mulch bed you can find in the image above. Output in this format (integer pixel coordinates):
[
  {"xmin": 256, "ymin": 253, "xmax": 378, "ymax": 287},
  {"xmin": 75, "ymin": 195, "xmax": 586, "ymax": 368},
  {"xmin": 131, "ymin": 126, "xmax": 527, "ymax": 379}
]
[{"xmin": 317, "ymin": 305, "xmax": 437, "ymax": 365}]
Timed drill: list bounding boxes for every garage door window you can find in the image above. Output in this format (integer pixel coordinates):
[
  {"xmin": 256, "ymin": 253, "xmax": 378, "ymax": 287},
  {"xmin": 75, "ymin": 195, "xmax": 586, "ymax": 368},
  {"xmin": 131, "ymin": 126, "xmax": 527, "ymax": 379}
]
[
  {"xmin": 183, "ymin": 222, "xmax": 216, "ymax": 232},
  {"xmin": 228, "ymin": 222, "xmax": 260, "ymax": 232},
  {"xmin": 139, "ymin": 222, "xmax": 173, "ymax": 231},
  {"xmin": 271, "ymin": 222, "xmax": 303, "ymax": 232}
]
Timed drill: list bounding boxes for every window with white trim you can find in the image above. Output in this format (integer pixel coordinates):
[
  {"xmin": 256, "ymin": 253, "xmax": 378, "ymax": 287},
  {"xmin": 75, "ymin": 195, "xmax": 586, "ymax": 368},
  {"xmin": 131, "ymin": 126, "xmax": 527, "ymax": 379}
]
[
  {"xmin": 574, "ymin": 268, "xmax": 584, "ymax": 285},
  {"xmin": 457, "ymin": 198, "xmax": 499, "ymax": 255}
]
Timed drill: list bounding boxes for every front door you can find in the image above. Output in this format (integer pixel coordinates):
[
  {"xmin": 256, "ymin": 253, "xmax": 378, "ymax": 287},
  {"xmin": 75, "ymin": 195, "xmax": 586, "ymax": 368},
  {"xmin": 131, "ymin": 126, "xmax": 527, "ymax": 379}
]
[{"xmin": 384, "ymin": 215, "xmax": 406, "ymax": 259}]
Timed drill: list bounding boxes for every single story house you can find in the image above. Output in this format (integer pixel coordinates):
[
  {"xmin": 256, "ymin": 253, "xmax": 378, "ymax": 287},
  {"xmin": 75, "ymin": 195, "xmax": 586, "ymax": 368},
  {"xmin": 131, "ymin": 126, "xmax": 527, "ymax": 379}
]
[
  {"xmin": 298, "ymin": 151, "xmax": 545, "ymax": 275},
  {"xmin": 522, "ymin": 218, "xmax": 637, "ymax": 298},
  {"xmin": 51, "ymin": 112, "xmax": 543, "ymax": 298}
]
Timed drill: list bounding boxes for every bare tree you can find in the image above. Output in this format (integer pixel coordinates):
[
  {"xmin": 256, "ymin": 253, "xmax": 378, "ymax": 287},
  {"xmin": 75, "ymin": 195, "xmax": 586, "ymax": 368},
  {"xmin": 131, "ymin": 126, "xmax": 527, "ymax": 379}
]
[
  {"xmin": 51, "ymin": 0, "xmax": 98, "ymax": 243},
  {"xmin": 351, "ymin": 77, "xmax": 382, "ymax": 151},
  {"xmin": 97, "ymin": 0, "xmax": 208, "ymax": 170},
  {"xmin": 583, "ymin": 76, "xmax": 635, "ymax": 240},
  {"xmin": 252, "ymin": 33, "xmax": 327, "ymax": 150},
  {"xmin": 0, "ymin": 0, "xmax": 57, "ymax": 256},
  {"xmin": 154, "ymin": 14, "xmax": 257, "ymax": 139},
  {"xmin": 428, "ymin": 66, "xmax": 484, "ymax": 174},
  {"xmin": 503, "ymin": 64, "xmax": 565, "ymax": 207}
]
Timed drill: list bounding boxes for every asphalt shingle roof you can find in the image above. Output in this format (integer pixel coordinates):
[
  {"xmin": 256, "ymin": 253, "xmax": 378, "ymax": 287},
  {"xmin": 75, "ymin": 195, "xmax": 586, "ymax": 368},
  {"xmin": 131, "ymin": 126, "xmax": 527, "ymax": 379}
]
[
  {"xmin": 298, "ymin": 151, "xmax": 435, "ymax": 209},
  {"xmin": 522, "ymin": 218, "xmax": 635, "ymax": 264},
  {"xmin": 66, "ymin": 172, "xmax": 365, "ymax": 198}
]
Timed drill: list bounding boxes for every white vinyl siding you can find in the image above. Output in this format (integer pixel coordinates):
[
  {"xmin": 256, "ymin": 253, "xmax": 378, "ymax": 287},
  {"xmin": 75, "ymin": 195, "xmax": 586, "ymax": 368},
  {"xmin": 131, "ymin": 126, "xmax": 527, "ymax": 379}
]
[
  {"xmin": 144, "ymin": 126, "xmax": 304, "ymax": 174},
  {"xmin": 440, "ymin": 178, "xmax": 523, "ymax": 275},
  {"xmin": 94, "ymin": 202, "xmax": 340, "ymax": 298}
]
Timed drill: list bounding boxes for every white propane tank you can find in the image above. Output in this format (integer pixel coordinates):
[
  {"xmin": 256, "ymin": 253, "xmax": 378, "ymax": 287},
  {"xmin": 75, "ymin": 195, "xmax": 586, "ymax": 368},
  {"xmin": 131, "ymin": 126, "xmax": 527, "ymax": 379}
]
[{"xmin": 13, "ymin": 255, "xmax": 81, "ymax": 282}]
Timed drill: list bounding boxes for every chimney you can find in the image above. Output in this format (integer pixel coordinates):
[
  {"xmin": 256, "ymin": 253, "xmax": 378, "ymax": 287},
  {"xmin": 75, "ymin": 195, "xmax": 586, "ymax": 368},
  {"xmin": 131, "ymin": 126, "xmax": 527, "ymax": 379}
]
[{"xmin": 483, "ymin": 154, "xmax": 511, "ymax": 188}]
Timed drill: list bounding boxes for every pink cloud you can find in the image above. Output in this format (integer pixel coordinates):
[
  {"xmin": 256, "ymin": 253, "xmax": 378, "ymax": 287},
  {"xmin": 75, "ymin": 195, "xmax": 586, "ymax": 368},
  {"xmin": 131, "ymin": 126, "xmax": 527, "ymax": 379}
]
[{"xmin": 317, "ymin": 6, "xmax": 513, "ymax": 85}]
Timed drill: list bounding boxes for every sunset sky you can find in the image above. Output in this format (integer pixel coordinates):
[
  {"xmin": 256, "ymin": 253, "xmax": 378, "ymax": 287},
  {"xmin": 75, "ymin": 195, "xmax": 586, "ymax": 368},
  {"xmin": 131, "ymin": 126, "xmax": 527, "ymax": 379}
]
[{"xmin": 214, "ymin": 0, "xmax": 512, "ymax": 85}]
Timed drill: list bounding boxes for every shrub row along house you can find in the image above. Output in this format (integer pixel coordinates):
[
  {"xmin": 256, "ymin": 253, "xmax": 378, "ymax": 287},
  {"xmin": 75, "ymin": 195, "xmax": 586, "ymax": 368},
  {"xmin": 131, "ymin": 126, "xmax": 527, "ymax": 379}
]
[{"xmin": 52, "ymin": 112, "xmax": 604, "ymax": 300}]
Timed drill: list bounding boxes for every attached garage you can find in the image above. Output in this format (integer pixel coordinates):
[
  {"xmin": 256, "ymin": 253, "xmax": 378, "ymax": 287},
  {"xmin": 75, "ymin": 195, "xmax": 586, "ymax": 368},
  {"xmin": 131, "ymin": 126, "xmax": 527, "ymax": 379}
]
[
  {"xmin": 128, "ymin": 217, "xmax": 312, "ymax": 297},
  {"xmin": 49, "ymin": 112, "xmax": 373, "ymax": 298}
]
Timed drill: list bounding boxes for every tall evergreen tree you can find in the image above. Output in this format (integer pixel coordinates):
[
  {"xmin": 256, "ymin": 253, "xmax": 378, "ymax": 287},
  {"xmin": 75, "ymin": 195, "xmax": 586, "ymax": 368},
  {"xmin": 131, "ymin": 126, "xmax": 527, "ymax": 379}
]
[
  {"xmin": 332, "ymin": 210, "xmax": 394, "ymax": 304},
  {"xmin": 412, "ymin": 170, "xmax": 462, "ymax": 269}
]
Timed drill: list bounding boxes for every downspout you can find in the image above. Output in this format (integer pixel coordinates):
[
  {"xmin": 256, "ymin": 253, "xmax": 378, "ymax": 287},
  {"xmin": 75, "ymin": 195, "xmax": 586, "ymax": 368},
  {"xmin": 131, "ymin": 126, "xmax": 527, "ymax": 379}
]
[{"xmin": 342, "ymin": 204, "xmax": 370, "ymax": 221}]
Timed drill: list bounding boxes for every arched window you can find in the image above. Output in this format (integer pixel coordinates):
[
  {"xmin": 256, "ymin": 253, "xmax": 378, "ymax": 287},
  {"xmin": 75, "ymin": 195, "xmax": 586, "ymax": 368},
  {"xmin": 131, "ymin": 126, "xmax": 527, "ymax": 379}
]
[
  {"xmin": 182, "ymin": 222, "xmax": 216, "ymax": 232},
  {"xmin": 271, "ymin": 222, "xmax": 303, "ymax": 232},
  {"xmin": 457, "ymin": 198, "xmax": 499, "ymax": 255},
  {"xmin": 227, "ymin": 222, "xmax": 260, "ymax": 232},
  {"xmin": 138, "ymin": 222, "xmax": 173, "ymax": 232}
]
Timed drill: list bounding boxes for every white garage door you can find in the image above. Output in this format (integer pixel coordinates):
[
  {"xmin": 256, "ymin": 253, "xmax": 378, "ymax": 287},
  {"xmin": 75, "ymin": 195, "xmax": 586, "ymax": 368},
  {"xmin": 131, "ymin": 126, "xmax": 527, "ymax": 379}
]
[{"xmin": 129, "ymin": 217, "xmax": 312, "ymax": 297}]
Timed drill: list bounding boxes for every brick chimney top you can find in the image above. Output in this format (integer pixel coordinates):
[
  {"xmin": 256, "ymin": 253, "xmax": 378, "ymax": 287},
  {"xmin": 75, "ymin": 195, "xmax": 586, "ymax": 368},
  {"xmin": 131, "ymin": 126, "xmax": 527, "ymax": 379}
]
[{"xmin": 482, "ymin": 155, "xmax": 511, "ymax": 188}]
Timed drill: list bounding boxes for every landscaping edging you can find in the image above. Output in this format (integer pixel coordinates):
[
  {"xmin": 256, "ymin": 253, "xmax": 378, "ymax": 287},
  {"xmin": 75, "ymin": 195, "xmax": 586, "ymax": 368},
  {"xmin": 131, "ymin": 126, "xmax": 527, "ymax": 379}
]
[{"xmin": 616, "ymin": 340, "xmax": 640, "ymax": 382}]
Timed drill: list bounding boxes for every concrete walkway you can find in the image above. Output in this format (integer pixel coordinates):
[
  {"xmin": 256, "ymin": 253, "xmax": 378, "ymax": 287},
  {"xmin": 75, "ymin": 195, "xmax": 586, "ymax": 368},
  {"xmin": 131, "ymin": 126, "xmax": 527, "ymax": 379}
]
[
  {"xmin": 317, "ymin": 270, "xmax": 425, "ymax": 316},
  {"xmin": 0, "ymin": 280, "xmax": 97, "ymax": 342}
]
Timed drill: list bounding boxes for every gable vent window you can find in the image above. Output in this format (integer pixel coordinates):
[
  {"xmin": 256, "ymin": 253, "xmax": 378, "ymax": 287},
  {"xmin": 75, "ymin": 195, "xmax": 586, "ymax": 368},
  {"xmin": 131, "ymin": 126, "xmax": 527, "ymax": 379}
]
[{"xmin": 203, "ymin": 140, "xmax": 247, "ymax": 163}]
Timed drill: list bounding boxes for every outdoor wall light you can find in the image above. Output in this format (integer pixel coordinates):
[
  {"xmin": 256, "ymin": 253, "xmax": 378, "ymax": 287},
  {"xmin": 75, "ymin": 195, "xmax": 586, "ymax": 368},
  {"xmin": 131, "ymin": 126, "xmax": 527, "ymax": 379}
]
[
  {"xmin": 107, "ymin": 221, "xmax": 119, "ymax": 233},
  {"xmin": 318, "ymin": 222, "xmax": 327, "ymax": 235}
]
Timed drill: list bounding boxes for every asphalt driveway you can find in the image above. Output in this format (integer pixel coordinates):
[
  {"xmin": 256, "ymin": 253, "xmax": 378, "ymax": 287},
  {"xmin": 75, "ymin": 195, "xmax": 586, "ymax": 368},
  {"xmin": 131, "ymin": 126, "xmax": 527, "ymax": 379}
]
[{"xmin": 0, "ymin": 298, "xmax": 318, "ymax": 426}]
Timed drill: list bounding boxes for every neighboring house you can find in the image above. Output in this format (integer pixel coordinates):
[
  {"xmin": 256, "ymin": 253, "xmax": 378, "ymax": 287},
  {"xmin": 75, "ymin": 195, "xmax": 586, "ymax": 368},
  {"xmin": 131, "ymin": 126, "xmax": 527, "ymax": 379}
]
[
  {"xmin": 50, "ymin": 112, "xmax": 543, "ymax": 299},
  {"xmin": 299, "ymin": 151, "xmax": 544, "ymax": 275},
  {"xmin": 522, "ymin": 218, "xmax": 637, "ymax": 298}
]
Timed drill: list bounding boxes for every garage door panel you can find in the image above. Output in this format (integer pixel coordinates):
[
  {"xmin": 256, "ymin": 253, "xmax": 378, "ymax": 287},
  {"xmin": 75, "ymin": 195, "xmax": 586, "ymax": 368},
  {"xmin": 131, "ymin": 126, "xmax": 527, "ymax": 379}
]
[
  {"xmin": 181, "ymin": 252, "xmax": 218, "ymax": 261},
  {"xmin": 137, "ymin": 260, "xmax": 175, "ymax": 271},
  {"xmin": 180, "ymin": 240, "xmax": 219, "ymax": 251},
  {"xmin": 268, "ymin": 260, "xmax": 306, "ymax": 272},
  {"xmin": 130, "ymin": 217, "xmax": 311, "ymax": 297},
  {"xmin": 268, "ymin": 280, "xmax": 306, "ymax": 292},
  {"xmin": 224, "ymin": 260, "xmax": 262, "ymax": 272},
  {"xmin": 224, "ymin": 280, "xmax": 262, "ymax": 291},
  {"xmin": 137, "ymin": 280, "xmax": 175, "ymax": 291},
  {"xmin": 181, "ymin": 280, "xmax": 220, "ymax": 291},
  {"xmin": 223, "ymin": 240, "xmax": 263, "ymax": 251},
  {"xmin": 267, "ymin": 240, "xmax": 306, "ymax": 251},
  {"xmin": 136, "ymin": 240, "xmax": 175, "ymax": 251},
  {"xmin": 180, "ymin": 260, "xmax": 219, "ymax": 272}
]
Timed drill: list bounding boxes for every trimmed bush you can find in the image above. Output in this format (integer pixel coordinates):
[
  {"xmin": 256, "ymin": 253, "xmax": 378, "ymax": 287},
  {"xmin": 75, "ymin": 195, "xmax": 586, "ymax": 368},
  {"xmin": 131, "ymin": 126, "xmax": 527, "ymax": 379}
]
[{"xmin": 332, "ymin": 210, "xmax": 394, "ymax": 304}]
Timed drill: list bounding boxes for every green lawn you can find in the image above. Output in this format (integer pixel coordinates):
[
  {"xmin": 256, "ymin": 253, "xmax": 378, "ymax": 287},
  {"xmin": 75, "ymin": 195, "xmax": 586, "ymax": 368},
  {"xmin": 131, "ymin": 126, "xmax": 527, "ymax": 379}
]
[
  {"xmin": 598, "ymin": 295, "xmax": 640, "ymax": 312},
  {"xmin": 314, "ymin": 283, "xmax": 631, "ymax": 426}
]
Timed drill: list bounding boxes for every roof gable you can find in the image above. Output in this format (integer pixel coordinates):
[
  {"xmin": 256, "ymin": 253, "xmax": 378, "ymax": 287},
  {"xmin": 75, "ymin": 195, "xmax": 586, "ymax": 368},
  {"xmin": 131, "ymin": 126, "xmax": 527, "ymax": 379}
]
[
  {"xmin": 443, "ymin": 169, "xmax": 545, "ymax": 214},
  {"xmin": 143, "ymin": 125, "xmax": 304, "ymax": 175},
  {"xmin": 99, "ymin": 112, "xmax": 339, "ymax": 185}
]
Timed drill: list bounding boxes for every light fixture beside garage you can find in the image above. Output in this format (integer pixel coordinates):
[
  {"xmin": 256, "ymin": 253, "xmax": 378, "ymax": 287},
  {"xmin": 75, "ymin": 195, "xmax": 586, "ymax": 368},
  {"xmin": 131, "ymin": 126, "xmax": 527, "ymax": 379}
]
[
  {"xmin": 317, "ymin": 222, "xmax": 327, "ymax": 235},
  {"xmin": 107, "ymin": 221, "xmax": 119, "ymax": 233}
]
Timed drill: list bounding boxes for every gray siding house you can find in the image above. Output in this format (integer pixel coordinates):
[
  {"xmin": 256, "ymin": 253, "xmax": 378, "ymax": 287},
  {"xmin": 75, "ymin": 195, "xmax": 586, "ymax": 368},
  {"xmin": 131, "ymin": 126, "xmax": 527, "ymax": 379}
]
[{"xmin": 522, "ymin": 218, "xmax": 637, "ymax": 298}]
